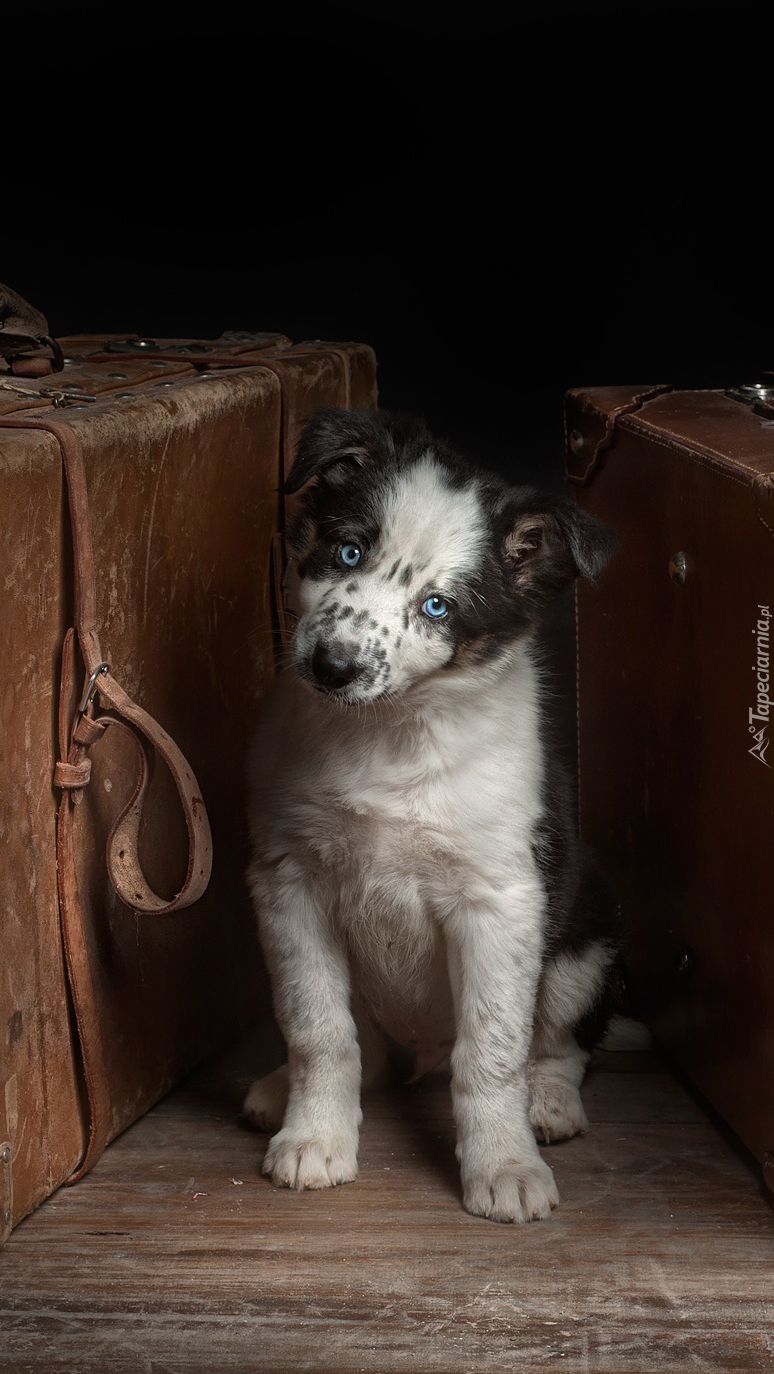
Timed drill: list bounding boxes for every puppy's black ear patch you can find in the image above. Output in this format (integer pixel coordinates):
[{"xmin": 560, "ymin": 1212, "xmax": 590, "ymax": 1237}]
[
  {"xmin": 503, "ymin": 496, "xmax": 617, "ymax": 602},
  {"xmin": 285, "ymin": 407, "xmax": 376, "ymax": 494},
  {"xmin": 553, "ymin": 502, "xmax": 619, "ymax": 583}
]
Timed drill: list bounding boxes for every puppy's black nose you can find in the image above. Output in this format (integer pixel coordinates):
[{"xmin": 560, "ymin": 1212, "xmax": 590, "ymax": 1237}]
[{"xmin": 311, "ymin": 643, "xmax": 363, "ymax": 691}]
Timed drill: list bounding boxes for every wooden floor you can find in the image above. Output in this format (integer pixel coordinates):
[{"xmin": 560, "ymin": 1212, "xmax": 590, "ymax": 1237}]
[{"xmin": 2, "ymin": 1021, "xmax": 773, "ymax": 1374}]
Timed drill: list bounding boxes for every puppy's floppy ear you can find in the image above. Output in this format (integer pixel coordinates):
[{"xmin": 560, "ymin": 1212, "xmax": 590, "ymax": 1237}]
[
  {"xmin": 285, "ymin": 407, "xmax": 375, "ymax": 495},
  {"xmin": 502, "ymin": 494, "xmax": 617, "ymax": 602}
]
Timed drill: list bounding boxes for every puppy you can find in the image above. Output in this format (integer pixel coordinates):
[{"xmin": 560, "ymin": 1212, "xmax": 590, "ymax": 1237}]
[{"xmin": 244, "ymin": 407, "xmax": 619, "ymax": 1224}]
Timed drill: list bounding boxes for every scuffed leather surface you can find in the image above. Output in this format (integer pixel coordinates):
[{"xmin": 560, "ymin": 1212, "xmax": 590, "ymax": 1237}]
[
  {"xmin": 571, "ymin": 385, "xmax": 774, "ymax": 1169},
  {"xmin": 1, "ymin": 368, "xmax": 281, "ymax": 1229},
  {"xmin": 0, "ymin": 428, "xmax": 86, "ymax": 1223},
  {"xmin": 65, "ymin": 370, "xmax": 283, "ymax": 1145}
]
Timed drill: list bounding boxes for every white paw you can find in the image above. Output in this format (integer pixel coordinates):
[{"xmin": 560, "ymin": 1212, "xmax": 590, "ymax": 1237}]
[
  {"xmin": 242, "ymin": 1065, "xmax": 289, "ymax": 1132},
  {"xmin": 462, "ymin": 1155, "xmax": 559, "ymax": 1224},
  {"xmin": 262, "ymin": 1128, "xmax": 359, "ymax": 1190},
  {"xmin": 530, "ymin": 1075, "xmax": 589, "ymax": 1144}
]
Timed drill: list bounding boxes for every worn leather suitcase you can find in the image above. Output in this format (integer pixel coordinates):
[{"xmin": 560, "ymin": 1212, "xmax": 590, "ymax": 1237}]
[
  {"xmin": 0, "ymin": 325, "xmax": 378, "ymax": 1243},
  {"xmin": 566, "ymin": 381, "xmax": 774, "ymax": 1194}
]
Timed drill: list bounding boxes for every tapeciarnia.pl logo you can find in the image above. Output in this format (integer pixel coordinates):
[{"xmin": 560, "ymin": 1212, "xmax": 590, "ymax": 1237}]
[{"xmin": 749, "ymin": 604, "xmax": 772, "ymax": 767}]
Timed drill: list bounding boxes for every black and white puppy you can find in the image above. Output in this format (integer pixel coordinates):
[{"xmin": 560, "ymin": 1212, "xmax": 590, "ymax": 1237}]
[{"xmin": 244, "ymin": 407, "xmax": 619, "ymax": 1224}]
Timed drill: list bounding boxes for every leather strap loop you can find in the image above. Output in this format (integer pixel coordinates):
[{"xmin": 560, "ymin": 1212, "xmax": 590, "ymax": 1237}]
[
  {"xmin": 72, "ymin": 714, "xmax": 107, "ymax": 747},
  {"xmin": 53, "ymin": 759, "xmax": 92, "ymax": 789},
  {"xmin": 93, "ymin": 685, "xmax": 211, "ymax": 913}
]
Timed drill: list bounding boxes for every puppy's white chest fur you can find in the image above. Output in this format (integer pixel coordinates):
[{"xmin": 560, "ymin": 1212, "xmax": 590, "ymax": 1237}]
[{"xmin": 249, "ymin": 652, "xmax": 543, "ymax": 1062}]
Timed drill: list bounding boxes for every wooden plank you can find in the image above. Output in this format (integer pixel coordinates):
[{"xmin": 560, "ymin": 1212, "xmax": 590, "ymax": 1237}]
[{"xmin": 1, "ymin": 1029, "xmax": 773, "ymax": 1373}]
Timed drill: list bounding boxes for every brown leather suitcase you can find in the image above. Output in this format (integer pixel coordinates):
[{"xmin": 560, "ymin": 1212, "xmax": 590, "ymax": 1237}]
[
  {"xmin": 566, "ymin": 381, "xmax": 774, "ymax": 1194},
  {"xmin": 0, "ymin": 329, "xmax": 378, "ymax": 1244}
]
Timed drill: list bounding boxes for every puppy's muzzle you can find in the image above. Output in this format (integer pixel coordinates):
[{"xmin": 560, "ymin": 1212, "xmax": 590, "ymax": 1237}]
[{"xmin": 311, "ymin": 641, "xmax": 364, "ymax": 693}]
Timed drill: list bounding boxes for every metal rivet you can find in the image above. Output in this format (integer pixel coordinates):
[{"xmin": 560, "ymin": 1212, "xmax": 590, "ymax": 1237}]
[
  {"xmin": 674, "ymin": 946, "xmax": 697, "ymax": 977},
  {"xmin": 63, "ymin": 381, "xmax": 84, "ymax": 391},
  {"xmin": 569, "ymin": 428, "xmax": 585, "ymax": 455},
  {"xmin": 739, "ymin": 382, "xmax": 774, "ymax": 401},
  {"xmin": 1, "ymin": 1146, "xmax": 10, "ymax": 1164},
  {"xmin": 108, "ymin": 372, "xmax": 128, "ymax": 380},
  {"xmin": 669, "ymin": 551, "xmax": 688, "ymax": 585},
  {"xmin": 3, "ymin": 1209, "xmax": 10, "ymax": 1226}
]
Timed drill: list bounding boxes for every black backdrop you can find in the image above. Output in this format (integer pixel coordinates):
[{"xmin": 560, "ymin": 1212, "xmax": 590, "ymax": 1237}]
[
  {"xmin": 8, "ymin": 0, "xmax": 770, "ymax": 758},
  {"xmin": 8, "ymin": 0, "xmax": 772, "ymax": 490}
]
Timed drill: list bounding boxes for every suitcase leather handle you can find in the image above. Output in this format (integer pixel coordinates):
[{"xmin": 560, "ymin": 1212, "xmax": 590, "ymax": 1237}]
[
  {"xmin": 565, "ymin": 384, "xmax": 673, "ymax": 486},
  {"xmin": 0, "ymin": 412, "xmax": 214, "ymax": 1181}
]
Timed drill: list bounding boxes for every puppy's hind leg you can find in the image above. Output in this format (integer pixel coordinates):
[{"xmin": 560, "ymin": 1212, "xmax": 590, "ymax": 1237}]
[
  {"xmin": 243, "ymin": 1064, "xmax": 289, "ymax": 1133},
  {"xmin": 241, "ymin": 999, "xmax": 389, "ymax": 1135},
  {"xmin": 353, "ymin": 994, "xmax": 393, "ymax": 1091},
  {"xmin": 530, "ymin": 938, "xmax": 617, "ymax": 1144},
  {"xmin": 529, "ymin": 1028, "xmax": 591, "ymax": 1145}
]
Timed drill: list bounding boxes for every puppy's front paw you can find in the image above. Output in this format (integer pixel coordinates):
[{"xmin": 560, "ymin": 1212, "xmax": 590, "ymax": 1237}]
[
  {"xmin": 529, "ymin": 1075, "xmax": 589, "ymax": 1144},
  {"xmin": 262, "ymin": 1128, "xmax": 359, "ymax": 1191},
  {"xmin": 242, "ymin": 1065, "xmax": 289, "ymax": 1132},
  {"xmin": 462, "ymin": 1155, "xmax": 559, "ymax": 1224}
]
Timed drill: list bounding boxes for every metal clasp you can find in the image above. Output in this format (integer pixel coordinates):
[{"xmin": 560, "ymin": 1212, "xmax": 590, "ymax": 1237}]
[
  {"xmin": 0, "ymin": 379, "xmax": 97, "ymax": 407},
  {"xmin": 44, "ymin": 386, "xmax": 97, "ymax": 408},
  {"xmin": 78, "ymin": 662, "xmax": 110, "ymax": 715}
]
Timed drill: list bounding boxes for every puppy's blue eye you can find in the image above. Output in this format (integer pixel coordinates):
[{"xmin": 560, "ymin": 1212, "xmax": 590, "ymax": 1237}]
[
  {"xmin": 422, "ymin": 595, "xmax": 448, "ymax": 620},
  {"xmin": 338, "ymin": 543, "xmax": 362, "ymax": 568}
]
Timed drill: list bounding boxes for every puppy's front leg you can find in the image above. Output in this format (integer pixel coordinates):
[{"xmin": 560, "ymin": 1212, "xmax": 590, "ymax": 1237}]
[
  {"xmin": 446, "ymin": 889, "xmax": 559, "ymax": 1224},
  {"xmin": 252, "ymin": 863, "xmax": 361, "ymax": 1190}
]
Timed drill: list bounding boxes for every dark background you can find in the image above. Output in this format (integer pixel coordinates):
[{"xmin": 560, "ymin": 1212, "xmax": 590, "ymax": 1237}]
[
  {"xmin": 8, "ymin": 0, "xmax": 770, "ymax": 756},
  {"xmin": 8, "ymin": 0, "xmax": 772, "ymax": 491}
]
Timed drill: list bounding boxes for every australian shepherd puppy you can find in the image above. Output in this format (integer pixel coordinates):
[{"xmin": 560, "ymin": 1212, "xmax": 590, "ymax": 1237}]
[{"xmin": 244, "ymin": 407, "xmax": 619, "ymax": 1224}]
